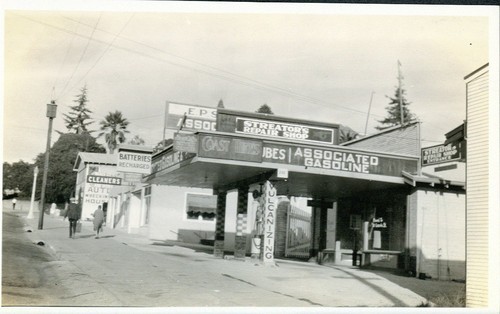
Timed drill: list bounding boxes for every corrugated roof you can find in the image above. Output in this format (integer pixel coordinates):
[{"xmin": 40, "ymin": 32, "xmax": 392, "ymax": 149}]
[{"xmin": 73, "ymin": 152, "xmax": 117, "ymax": 171}]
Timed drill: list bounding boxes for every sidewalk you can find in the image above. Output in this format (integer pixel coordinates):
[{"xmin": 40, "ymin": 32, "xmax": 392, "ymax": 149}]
[{"xmin": 16, "ymin": 208, "xmax": 429, "ymax": 307}]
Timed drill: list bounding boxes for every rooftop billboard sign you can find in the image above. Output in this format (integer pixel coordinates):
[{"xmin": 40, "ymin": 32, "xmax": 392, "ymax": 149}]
[
  {"xmin": 165, "ymin": 102, "xmax": 217, "ymax": 132},
  {"xmin": 216, "ymin": 109, "xmax": 339, "ymax": 145}
]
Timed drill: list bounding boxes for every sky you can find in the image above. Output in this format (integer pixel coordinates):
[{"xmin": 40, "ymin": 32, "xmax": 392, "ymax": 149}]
[{"xmin": 2, "ymin": 1, "xmax": 498, "ymax": 164}]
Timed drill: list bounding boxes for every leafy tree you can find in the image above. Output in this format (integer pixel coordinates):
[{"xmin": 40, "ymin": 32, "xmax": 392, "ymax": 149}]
[
  {"xmin": 217, "ymin": 99, "xmax": 225, "ymax": 108},
  {"xmin": 99, "ymin": 111, "xmax": 130, "ymax": 154},
  {"xmin": 63, "ymin": 85, "xmax": 94, "ymax": 134},
  {"xmin": 2, "ymin": 161, "xmax": 34, "ymax": 198},
  {"xmin": 34, "ymin": 133, "xmax": 105, "ymax": 204},
  {"xmin": 256, "ymin": 104, "xmax": 273, "ymax": 114},
  {"xmin": 376, "ymin": 86, "xmax": 416, "ymax": 130},
  {"xmin": 153, "ymin": 138, "xmax": 173, "ymax": 154},
  {"xmin": 338, "ymin": 125, "xmax": 359, "ymax": 144},
  {"xmin": 128, "ymin": 135, "xmax": 145, "ymax": 146}
]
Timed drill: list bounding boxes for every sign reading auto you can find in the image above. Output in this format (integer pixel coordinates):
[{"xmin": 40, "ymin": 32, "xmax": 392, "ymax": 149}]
[
  {"xmin": 165, "ymin": 102, "xmax": 216, "ymax": 132},
  {"xmin": 117, "ymin": 150, "xmax": 152, "ymax": 174},
  {"xmin": 236, "ymin": 117, "xmax": 334, "ymax": 144}
]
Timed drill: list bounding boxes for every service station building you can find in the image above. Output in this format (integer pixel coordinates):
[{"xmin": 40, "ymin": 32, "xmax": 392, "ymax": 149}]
[{"xmin": 77, "ymin": 103, "xmax": 466, "ymax": 282}]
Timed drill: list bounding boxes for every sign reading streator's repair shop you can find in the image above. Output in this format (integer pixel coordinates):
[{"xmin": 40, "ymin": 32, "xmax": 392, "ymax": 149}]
[
  {"xmin": 421, "ymin": 141, "xmax": 461, "ymax": 166},
  {"xmin": 117, "ymin": 149, "xmax": 152, "ymax": 174},
  {"xmin": 235, "ymin": 117, "xmax": 335, "ymax": 144}
]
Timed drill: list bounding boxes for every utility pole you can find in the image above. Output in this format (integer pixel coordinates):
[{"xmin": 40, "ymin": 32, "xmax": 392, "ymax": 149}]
[
  {"xmin": 38, "ymin": 101, "xmax": 57, "ymax": 230},
  {"xmin": 398, "ymin": 60, "xmax": 404, "ymax": 125},
  {"xmin": 364, "ymin": 91, "xmax": 375, "ymax": 135},
  {"xmin": 27, "ymin": 166, "xmax": 39, "ymax": 219}
]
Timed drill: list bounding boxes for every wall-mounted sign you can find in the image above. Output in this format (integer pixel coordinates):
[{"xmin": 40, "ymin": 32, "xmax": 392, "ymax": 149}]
[
  {"xmin": 86, "ymin": 175, "xmax": 122, "ymax": 186},
  {"xmin": 262, "ymin": 143, "xmax": 418, "ymax": 177},
  {"xmin": 174, "ymin": 133, "xmax": 199, "ymax": 153},
  {"xmin": 198, "ymin": 134, "xmax": 262, "ymax": 163},
  {"xmin": 165, "ymin": 102, "xmax": 217, "ymax": 132},
  {"xmin": 371, "ymin": 217, "xmax": 387, "ymax": 228},
  {"xmin": 123, "ymin": 172, "xmax": 143, "ymax": 186},
  {"xmin": 151, "ymin": 150, "xmax": 195, "ymax": 174},
  {"xmin": 117, "ymin": 150, "xmax": 152, "ymax": 174},
  {"xmin": 262, "ymin": 181, "xmax": 277, "ymax": 264},
  {"xmin": 421, "ymin": 141, "xmax": 462, "ymax": 166},
  {"xmin": 277, "ymin": 168, "xmax": 288, "ymax": 179},
  {"xmin": 84, "ymin": 183, "xmax": 111, "ymax": 205},
  {"xmin": 235, "ymin": 117, "xmax": 334, "ymax": 144}
]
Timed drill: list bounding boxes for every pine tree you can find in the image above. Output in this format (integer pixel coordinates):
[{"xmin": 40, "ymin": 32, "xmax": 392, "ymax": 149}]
[
  {"xmin": 217, "ymin": 99, "xmax": 225, "ymax": 108},
  {"xmin": 256, "ymin": 104, "xmax": 273, "ymax": 114},
  {"xmin": 376, "ymin": 87, "xmax": 415, "ymax": 130},
  {"xmin": 63, "ymin": 85, "xmax": 94, "ymax": 134}
]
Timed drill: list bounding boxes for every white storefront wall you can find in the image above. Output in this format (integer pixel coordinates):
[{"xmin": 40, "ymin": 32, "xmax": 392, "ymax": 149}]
[
  {"xmin": 151, "ymin": 186, "xmax": 262, "ymax": 251},
  {"xmin": 77, "ymin": 164, "xmax": 120, "ymax": 221},
  {"xmin": 415, "ymin": 189, "xmax": 465, "ymax": 280}
]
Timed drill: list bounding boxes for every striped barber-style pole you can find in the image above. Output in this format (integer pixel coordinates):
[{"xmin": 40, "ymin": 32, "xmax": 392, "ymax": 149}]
[
  {"xmin": 234, "ymin": 187, "xmax": 249, "ymax": 259},
  {"xmin": 214, "ymin": 191, "xmax": 227, "ymax": 258},
  {"xmin": 236, "ymin": 213, "xmax": 248, "ymax": 236}
]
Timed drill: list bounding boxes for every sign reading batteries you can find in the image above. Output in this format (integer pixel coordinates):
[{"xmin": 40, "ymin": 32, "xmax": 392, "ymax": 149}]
[
  {"xmin": 165, "ymin": 102, "xmax": 217, "ymax": 132},
  {"xmin": 117, "ymin": 145, "xmax": 152, "ymax": 174}
]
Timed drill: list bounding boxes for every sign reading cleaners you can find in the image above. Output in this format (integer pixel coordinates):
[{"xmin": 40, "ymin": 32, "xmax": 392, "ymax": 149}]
[
  {"xmin": 235, "ymin": 117, "xmax": 335, "ymax": 144},
  {"xmin": 262, "ymin": 181, "xmax": 277, "ymax": 264},
  {"xmin": 165, "ymin": 102, "xmax": 217, "ymax": 132},
  {"xmin": 421, "ymin": 141, "xmax": 461, "ymax": 166}
]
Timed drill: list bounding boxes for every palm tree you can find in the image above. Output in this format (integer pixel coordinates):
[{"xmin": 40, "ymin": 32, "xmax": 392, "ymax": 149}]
[{"xmin": 99, "ymin": 111, "xmax": 130, "ymax": 154}]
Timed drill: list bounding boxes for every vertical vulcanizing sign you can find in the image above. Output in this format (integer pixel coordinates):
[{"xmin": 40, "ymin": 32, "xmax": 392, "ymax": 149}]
[{"xmin": 262, "ymin": 180, "xmax": 277, "ymax": 264}]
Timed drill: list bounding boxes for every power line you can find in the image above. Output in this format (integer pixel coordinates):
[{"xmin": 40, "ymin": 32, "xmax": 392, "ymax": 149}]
[
  {"xmin": 21, "ymin": 12, "xmax": 382, "ymax": 117},
  {"xmin": 60, "ymin": 13, "xmax": 136, "ymax": 100},
  {"xmin": 57, "ymin": 14, "xmax": 102, "ymax": 100},
  {"xmin": 50, "ymin": 14, "xmax": 82, "ymax": 102},
  {"xmin": 15, "ymin": 13, "xmax": 457, "ymax": 139}
]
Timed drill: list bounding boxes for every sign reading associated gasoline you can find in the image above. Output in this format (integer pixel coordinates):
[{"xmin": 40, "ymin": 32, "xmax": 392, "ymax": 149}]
[{"xmin": 117, "ymin": 145, "xmax": 152, "ymax": 174}]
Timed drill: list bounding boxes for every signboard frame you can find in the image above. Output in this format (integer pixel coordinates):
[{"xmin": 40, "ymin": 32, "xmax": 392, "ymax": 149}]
[
  {"xmin": 421, "ymin": 141, "xmax": 462, "ymax": 166},
  {"xmin": 165, "ymin": 101, "xmax": 217, "ymax": 132}
]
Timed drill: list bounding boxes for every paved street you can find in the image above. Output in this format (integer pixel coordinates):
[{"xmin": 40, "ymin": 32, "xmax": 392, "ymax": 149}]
[{"xmin": 2, "ymin": 206, "xmax": 428, "ymax": 309}]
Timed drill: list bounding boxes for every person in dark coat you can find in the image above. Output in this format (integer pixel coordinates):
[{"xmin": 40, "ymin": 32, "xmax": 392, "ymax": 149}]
[
  {"xmin": 92, "ymin": 205, "xmax": 105, "ymax": 239},
  {"xmin": 64, "ymin": 198, "xmax": 80, "ymax": 239}
]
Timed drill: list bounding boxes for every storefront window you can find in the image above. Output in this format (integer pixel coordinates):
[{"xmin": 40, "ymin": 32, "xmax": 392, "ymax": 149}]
[
  {"xmin": 185, "ymin": 193, "xmax": 217, "ymax": 221},
  {"xmin": 144, "ymin": 186, "xmax": 152, "ymax": 225}
]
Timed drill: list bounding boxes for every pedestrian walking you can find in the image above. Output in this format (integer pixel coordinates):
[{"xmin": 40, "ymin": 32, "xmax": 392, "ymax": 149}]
[
  {"xmin": 64, "ymin": 198, "xmax": 80, "ymax": 239},
  {"xmin": 12, "ymin": 198, "xmax": 17, "ymax": 210},
  {"xmin": 92, "ymin": 205, "xmax": 105, "ymax": 239}
]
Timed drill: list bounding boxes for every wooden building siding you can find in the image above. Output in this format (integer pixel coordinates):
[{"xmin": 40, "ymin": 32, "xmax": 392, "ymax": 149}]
[
  {"xmin": 345, "ymin": 123, "xmax": 419, "ymax": 156},
  {"xmin": 465, "ymin": 66, "xmax": 489, "ymax": 307}
]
